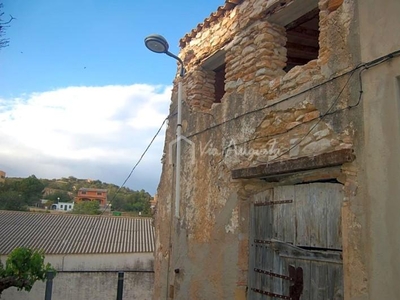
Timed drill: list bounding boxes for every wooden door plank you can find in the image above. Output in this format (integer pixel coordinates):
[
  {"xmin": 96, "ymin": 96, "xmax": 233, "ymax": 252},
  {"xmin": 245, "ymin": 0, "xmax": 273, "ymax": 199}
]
[
  {"xmin": 281, "ymin": 257, "xmax": 295, "ymax": 299},
  {"xmin": 295, "ymin": 258, "xmax": 311, "ymax": 300},
  {"xmin": 255, "ymin": 244, "xmax": 262, "ymax": 299},
  {"xmin": 272, "ymin": 240, "xmax": 342, "ymax": 263},
  {"xmin": 326, "ymin": 183, "xmax": 343, "ymax": 249},
  {"xmin": 248, "ymin": 203, "xmax": 257, "ymax": 299},
  {"xmin": 309, "ymin": 183, "xmax": 328, "ymax": 248},
  {"xmin": 265, "ymin": 246, "xmax": 274, "ymax": 295},
  {"xmin": 272, "ymin": 248, "xmax": 283, "ymax": 295},
  {"xmin": 273, "ymin": 185, "xmax": 295, "ymax": 244},
  {"xmin": 254, "ymin": 189, "xmax": 274, "ymax": 241},
  {"xmin": 327, "ymin": 263, "xmax": 344, "ymax": 299},
  {"xmin": 310, "ymin": 261, "xmax": 328, "ymax": 300},
  {"xmin": 266, "ymin": 190, "xmax": 274, "ymax": 241},
  {"xmin": 273, "ymin": 186, "xmax": 283, "ymax": 241},
  {"xmin": 294, "ymin": 184, "xmax": 311, "ymax": 247}
]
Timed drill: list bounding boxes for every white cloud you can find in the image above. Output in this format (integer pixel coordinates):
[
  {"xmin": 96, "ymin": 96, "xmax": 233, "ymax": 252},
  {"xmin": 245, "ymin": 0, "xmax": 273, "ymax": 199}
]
[{"xmin": 0, "ymin": 84, "xmax": 172, "ymax": 194}]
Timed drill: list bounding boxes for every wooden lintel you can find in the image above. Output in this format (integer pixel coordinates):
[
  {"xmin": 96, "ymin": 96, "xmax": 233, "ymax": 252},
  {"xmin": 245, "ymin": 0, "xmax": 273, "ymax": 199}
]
[
  {"xmin": 231, "ymin": 149, "xmax": 355, "ymax": 180},
  {"xmin": 285, "ymin": 7, "xmax": 320, "ymax": 30},
  {"xmin": 286, "ymin": 42, "xmax": 319, "ymax": 55},
  {"xmin": 289, "ymin": 26, "xmax": 320, "ymax": 39}
]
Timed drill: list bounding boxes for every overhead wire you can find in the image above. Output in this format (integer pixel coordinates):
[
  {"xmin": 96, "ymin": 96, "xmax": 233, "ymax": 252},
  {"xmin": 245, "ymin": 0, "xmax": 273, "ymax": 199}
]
[
  {"xmin": 102, "ymin": 110, "xmax": 175, "ymax": 214},
  {"xmin": 100, "ymin": 48, "xmax": 400, "ymax": 211},
  {"xmin": 184, "ymin": 49, "xmax": 400, "ymax": 141},
  {"xmin": 255, "ymin": 64, "xmax": 359, "ymax": 163}
]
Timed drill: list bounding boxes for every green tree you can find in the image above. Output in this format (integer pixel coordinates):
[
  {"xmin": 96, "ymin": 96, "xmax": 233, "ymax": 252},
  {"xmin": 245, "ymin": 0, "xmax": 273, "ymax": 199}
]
[
  {"xmin": 0, "ymin": 247, "xmax": 54, "ymax": 295},
  {"xmin": 14, "ymin": 175, "xmax": 44, "ymax": 206},
  {"xmin": 109, "ymin": 189, "xmax": 151, "ymax": 215},
  {"xmin": 0, "ymin": 191, "xmax": 26, "ymax": 211},
  {"xmin": 43, "ymin": 190, "xmax": 72, "ymax": 202},
  {"xmin": 72, "ymin": 201, "xmax": 100, "ymax": 215}
]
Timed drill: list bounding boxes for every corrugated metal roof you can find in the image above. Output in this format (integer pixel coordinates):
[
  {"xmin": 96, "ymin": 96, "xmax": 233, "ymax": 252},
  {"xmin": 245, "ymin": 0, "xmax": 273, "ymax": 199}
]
[{"xmin": 0, "ymin": 210, "xmax": 154, "ymax": 255}]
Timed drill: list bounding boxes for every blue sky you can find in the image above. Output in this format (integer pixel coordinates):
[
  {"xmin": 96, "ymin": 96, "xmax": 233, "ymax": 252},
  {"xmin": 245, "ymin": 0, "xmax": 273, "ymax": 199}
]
[{"xmin": 0, "ymin": 0, "xmax": 224, "ymax": 194}]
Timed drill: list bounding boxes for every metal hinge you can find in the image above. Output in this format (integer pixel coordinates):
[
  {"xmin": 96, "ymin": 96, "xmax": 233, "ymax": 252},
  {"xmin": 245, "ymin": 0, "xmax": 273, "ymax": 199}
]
[
  {"xmin": 251, "ymin": 288, "xmax": 292, "ymax": 300},
  {"xmin": 254, "ymin": 268, "xmax": 294, "ymax": 281},
  {"xmin": 254, "ymin": 239, "xmax": 272, "ymax": 244},
  {"xmin": 254, "ymin": 199, "xmax": 293, "ymax": 206}
]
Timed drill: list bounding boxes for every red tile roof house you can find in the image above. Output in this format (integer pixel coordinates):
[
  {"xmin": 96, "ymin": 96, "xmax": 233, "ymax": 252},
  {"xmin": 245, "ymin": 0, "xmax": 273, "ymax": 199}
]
[
  {"xmin": 74, "ymin": 188, "xmax": 108, "ymax": 207},
  {"xmin": 0, "ymin": 210, "xmax": 155, "ymax": 300}
]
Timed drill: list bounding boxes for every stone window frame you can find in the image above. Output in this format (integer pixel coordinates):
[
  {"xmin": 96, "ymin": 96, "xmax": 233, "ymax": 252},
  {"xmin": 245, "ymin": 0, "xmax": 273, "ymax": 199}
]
[
  {"xmin": 267, "ymin": 0, "xmax": 320, "ymax": 73},
  {"xmin": 202, "ymin": 49, "xmax": 226, "ymax": 104}
]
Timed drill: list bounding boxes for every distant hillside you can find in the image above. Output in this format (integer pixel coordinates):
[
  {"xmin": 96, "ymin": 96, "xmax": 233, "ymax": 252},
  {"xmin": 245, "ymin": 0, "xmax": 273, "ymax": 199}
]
[{"xmin": 1, "ymin": 175, "xmax": 152, "ymax": 215}]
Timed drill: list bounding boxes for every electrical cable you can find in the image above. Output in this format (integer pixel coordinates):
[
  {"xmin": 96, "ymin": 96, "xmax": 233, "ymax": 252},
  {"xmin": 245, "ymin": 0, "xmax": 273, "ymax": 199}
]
[
  {"xmin": 221, "ymin": 50, "xmax": 400, "ymax": 160},
  {"xmin": 75, "ymin": 111, "xmax": 172, "ymax": 250},
  {"xmin": 184, "ymin": 49, "xmax": 400, "ymax": 141},
  {"xmin": 103, "ymin": 115, "xmax": 170, "ymax": 214},
  {"xmin": 101, "ymin": 48, "xmax": 400, "ymax": 213},
  {"xmin": 255, "ymin": 64, "xmax": 359, "ymax": 163}
]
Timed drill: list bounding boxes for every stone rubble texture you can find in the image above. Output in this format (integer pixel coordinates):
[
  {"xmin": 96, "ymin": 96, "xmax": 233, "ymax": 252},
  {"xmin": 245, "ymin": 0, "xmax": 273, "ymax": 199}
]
[{"xmin": 153, "ymin": 0, "xmax": 370, "ymax": 299}]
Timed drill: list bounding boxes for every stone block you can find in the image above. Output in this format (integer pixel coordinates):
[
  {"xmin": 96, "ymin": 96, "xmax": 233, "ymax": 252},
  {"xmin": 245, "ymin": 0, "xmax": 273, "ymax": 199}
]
[
  {"xmin": 303, "ymin": 110, "xmax": 320, "ymax": 122},
  {"xmin": 313, "ymin": 128, "xmax": 330, "ymax": 140},
  {"xmin": 299, "ymin": 136, "xmax": 313, "ymax": 147},
  {"xmin": 286, "ymin": 121, "xmax": 302, "ymax": 130},
  {"xmin": 254, "ymin": 33, "xmax": 274, "ymax": 45}
]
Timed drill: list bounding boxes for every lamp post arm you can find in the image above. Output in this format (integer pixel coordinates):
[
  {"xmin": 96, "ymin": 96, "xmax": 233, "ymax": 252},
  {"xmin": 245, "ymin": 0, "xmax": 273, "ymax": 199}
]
[{"xmin": 166, "ymin": 51, "xmax": 185, "ymax": 77}]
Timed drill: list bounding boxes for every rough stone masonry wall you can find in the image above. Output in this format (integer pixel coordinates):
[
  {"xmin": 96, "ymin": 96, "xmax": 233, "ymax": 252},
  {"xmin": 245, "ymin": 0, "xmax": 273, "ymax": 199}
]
[
  {"xmin": 154, "ymin": 0, "xmax": 364, "ymax": 299},
  {"xmin": 183, "ymin": 0, "xmax": 351, "ymax": 110}
]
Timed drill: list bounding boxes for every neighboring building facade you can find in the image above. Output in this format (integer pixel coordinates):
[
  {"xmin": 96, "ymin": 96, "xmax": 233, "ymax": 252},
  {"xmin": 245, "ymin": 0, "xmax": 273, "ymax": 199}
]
[
  {"xmin": 75, "ymin": 188, "xmax": 107, "ymax": 206},
  {"xmin": 153, "ymin": 1, "xmax": 400, "ymax": 300},
  {"xmin": 51, "ymin": 201, "xmax": 74, "ymax": 211},
  {"xmin": 0, "ymin": 210, "xmax": 154, "ymax": 300},
  {"xmin": 0, "ymin": 170, "xmax": 5, "ymax": 183}
]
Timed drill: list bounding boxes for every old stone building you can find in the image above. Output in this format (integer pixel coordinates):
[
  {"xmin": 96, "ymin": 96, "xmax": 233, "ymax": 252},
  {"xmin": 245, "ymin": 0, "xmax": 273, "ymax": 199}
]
[{"xmin": 153, "ymin": 0, "xmax": 400, "ymax": 299}]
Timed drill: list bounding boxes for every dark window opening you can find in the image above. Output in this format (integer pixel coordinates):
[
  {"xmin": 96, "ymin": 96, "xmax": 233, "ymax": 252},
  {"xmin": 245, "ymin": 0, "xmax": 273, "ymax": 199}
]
[
  {"xmin": 202, "ymin": 50, "xmax": 226, "ymax": 104},
  {"xmin": 284, "ymin": 8, "xmax": 320, "ymax": 72},
  {"xmin": 297, "ymin": 245, "xmax": 343, "ymax": 252},
  {"xmin": 295, "ymin": 178, "xmax": 340, "ymax": 185},
  {"xmin": 81, "ymin": 191, "xmax": 86, "ymax": 195},
  {"xmin": 214, "ymin": 63, "xmax": 226, "ymax": 103}
]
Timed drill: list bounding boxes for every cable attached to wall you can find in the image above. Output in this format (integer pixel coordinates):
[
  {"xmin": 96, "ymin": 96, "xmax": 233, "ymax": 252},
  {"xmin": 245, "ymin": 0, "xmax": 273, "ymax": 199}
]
[
  {"xmin": 183, "ymin": 49, "xmax": 400, "ymax": 142},
  {"xmin": 255, "ymin": 65, "xmax": 360, "ymax": 164}
]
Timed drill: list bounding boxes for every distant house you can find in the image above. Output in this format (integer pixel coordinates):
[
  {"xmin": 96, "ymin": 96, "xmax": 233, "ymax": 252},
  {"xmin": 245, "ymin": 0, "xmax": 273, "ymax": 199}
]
[
  {"xmin": 51, "ymin": 202, "xmax": 74, "ymax": 211},
  {"xmin": 0, "ymin": 210, "xmax": 154, "ymax": 300},
  {"xmin": 74, "ymin": 188, "xmax": 107, "ymax": 206},
  {"xmin": 0, "ymin": 170, "xmax": 5, "ymax": 183}
]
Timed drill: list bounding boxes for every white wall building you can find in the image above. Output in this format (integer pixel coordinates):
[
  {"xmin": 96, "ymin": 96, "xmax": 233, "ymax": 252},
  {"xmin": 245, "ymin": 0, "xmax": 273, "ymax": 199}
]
[
  {"xmin": 51, "ymin": 202, "xmax": 74, "ymax": 211},
  {"xmin": 0, "ymin": 210, "xmax": 154, "ymax": 300}
]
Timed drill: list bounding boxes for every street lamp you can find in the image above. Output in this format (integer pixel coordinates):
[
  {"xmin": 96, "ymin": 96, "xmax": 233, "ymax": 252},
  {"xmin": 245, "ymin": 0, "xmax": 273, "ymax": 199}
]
[{"xmin": 145, "ymin": 34, "xmax": 185, "ymax": 218}]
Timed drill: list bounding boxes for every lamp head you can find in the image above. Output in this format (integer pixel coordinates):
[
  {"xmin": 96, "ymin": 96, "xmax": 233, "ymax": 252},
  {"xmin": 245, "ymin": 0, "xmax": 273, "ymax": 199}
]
[{"xmin": 144, "ymin": 34, "xmax": 169, "ymax": 53}]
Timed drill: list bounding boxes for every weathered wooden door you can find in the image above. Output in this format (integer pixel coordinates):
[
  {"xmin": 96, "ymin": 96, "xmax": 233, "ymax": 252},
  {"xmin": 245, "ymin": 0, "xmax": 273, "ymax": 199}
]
[{"xmin": 248, "ymin": 183, "xmax": 343, "ymax": 300}]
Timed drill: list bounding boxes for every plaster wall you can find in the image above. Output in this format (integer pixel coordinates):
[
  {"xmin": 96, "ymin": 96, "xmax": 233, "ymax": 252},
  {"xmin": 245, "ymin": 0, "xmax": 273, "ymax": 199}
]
[
  {"xmin": 358, "ymin": 1, "xmax": 400, "ymax": 299},
  {"xmin": 2, "ymin": 271, "xmax": 154, "ymax": 300},
  {"xmin": 1, "ymin": 253, "xmax": 154, "ymax": 300}
]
